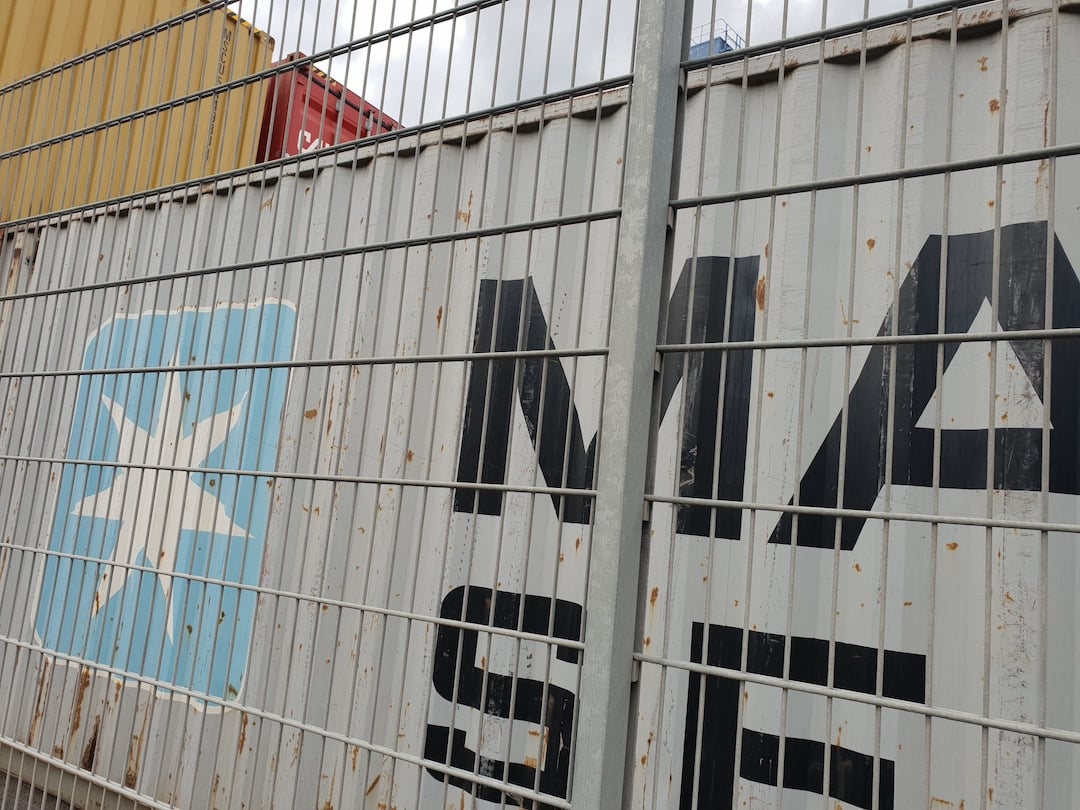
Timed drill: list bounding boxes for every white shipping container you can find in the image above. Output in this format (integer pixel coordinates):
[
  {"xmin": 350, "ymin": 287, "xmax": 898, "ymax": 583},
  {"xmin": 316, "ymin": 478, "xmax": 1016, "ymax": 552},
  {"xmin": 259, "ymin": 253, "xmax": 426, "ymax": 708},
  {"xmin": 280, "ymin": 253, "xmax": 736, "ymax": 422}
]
[
  {"xmin": 636, "ymin": 1, "xmax": 1080, "ymax": 809},
  {"xmin": 0, "ymin": 0, "xmax": 1077, "ymax": 807},
  {"xmin": 0, "ymin": 89, "xmax": 626, "ymax": 810}
]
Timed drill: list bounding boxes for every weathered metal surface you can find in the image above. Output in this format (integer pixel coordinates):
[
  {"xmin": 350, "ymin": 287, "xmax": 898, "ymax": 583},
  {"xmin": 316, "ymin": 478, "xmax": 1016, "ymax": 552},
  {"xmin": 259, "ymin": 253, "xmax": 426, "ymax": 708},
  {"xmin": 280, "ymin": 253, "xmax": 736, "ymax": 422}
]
[
  {"xmin": 634, "ymin": 2, "xmax": 1080, "ymax": 808},
  {"xmin": 0, "ymin": 89, "xmax": 628, "ymax": 809},
  {"xmin": 0, "ymin": 0, "xmax": 1078, "ymax": 806}
]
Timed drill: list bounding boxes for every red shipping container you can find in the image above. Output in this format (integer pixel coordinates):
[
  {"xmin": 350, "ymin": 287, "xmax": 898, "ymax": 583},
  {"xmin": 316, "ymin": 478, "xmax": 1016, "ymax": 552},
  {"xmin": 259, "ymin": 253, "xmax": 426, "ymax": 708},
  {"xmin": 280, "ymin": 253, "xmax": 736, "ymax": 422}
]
[{"xmin": 257, "ymin": 52, "xmax": 400, "ymax": 161}]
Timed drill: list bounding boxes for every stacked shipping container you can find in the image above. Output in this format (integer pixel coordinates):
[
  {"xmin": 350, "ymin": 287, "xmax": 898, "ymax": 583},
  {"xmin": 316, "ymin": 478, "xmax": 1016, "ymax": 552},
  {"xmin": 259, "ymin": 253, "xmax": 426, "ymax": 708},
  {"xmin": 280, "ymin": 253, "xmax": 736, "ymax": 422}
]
[
  {"xmin": 0, "ymin": 1, "xmax": 274, "ymax": 223},
  {"xmin": 256, "ymin": 53, "xmax": 401, "ymax": 162}
]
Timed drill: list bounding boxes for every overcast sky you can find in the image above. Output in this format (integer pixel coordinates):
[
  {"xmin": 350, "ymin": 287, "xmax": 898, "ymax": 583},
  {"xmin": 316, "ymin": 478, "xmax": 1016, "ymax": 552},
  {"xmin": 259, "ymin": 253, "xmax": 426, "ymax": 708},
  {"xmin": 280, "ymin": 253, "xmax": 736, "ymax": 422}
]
[{"xmin": 238, "ymin": 0, "xmax": 915, "ymax": 127}]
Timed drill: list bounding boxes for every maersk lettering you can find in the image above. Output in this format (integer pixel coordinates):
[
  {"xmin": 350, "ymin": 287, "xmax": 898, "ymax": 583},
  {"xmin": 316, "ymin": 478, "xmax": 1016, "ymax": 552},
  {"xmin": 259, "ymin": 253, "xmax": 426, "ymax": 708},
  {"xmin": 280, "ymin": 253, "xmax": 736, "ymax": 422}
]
[
  {"xmin": 680, "ymin": 622, "xmax": 926, "ymax": 810},
  {"xmin": 423, "ymin": 586, "xmax": 581, "ymax": 807},
  {"xmin": 430, "ymin": 223, "xmax": 1074, "ymax": 805},
  {"xmin": 770, "ymin": 221, "xmax": 1080, "ymax": 549},
  {"xmin": 454, "ymin": 256, "xmax": 759, "ymax": 535}
]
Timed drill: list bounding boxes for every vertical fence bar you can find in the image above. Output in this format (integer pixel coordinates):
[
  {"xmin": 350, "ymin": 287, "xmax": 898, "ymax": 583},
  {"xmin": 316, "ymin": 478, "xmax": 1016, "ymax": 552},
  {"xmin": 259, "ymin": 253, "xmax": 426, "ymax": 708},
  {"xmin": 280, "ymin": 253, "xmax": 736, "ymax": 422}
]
[{"xmin": 570, "ymin": 0, "xmax": 688, "ymax": 808}]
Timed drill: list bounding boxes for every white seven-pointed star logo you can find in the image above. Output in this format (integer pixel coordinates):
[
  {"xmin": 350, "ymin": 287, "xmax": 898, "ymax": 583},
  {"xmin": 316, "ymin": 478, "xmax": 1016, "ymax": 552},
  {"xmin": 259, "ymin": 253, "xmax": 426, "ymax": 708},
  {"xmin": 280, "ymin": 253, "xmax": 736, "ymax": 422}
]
[{"xmin": 72, "ymin": 366, "xmax": 250, "ymax": 639}]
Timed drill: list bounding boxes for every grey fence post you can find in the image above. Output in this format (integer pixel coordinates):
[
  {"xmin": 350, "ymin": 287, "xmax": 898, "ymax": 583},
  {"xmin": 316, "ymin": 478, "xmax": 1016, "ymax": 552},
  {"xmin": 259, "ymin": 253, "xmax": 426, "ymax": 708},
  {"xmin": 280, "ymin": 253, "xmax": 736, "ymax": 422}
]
[{"xmin": 570, "ymin": 0, "xmax": 688, "ymax": 807}]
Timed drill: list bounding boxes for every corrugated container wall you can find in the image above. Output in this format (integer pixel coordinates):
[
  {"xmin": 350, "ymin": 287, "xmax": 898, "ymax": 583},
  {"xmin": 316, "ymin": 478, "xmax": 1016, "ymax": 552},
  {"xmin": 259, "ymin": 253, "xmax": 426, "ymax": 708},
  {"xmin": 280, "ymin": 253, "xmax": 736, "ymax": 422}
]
[
  {"xmin": 0, "ymin": 0, "xmax": 273, "ymax": 223},
  {"xmin": 0, "ymin": 0, "xmax": 196, "ymax": 88},
  {"xmin": 634, "ymin": 3, "xmax": 1080, "ymax": 809},
  {"xmin": 0, "ymin": 89, "xmax": 625, "ymax": 810},
  {"xmin": 256, "ymin": 53, "xmax": 401, "ymax": 163}
]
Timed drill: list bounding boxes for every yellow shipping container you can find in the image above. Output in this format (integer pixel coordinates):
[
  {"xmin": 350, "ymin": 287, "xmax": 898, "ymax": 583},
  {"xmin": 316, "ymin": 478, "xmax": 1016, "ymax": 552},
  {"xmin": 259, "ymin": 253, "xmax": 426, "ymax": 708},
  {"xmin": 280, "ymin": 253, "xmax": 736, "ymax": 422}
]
[
  {"xmin": 0, "ymin": 1, "xmax": 274, "ymax": 222},
  {"xmin": 0, "ymin": 0, "xmax": 205, "ymax": 200},
  {"xmin": 0, "ymin": 0, "xmax": 196, "ymax": 88}
]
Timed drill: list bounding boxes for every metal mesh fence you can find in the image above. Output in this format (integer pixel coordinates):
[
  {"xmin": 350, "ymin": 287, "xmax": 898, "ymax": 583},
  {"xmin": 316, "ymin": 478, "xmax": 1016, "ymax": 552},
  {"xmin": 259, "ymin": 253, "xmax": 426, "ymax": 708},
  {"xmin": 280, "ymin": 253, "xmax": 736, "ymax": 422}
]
[{"xmin": 0, "ymin": 0, "xmax": 1077, "ymax": 808}]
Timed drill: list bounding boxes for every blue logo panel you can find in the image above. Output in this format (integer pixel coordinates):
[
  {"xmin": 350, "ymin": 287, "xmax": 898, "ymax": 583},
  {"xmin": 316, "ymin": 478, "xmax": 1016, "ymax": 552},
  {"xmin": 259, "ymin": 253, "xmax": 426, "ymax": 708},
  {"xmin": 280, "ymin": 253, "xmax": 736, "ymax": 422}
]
[{"xmin": 35, "ymin": 303, "xmax": 295, "ymax": 700}]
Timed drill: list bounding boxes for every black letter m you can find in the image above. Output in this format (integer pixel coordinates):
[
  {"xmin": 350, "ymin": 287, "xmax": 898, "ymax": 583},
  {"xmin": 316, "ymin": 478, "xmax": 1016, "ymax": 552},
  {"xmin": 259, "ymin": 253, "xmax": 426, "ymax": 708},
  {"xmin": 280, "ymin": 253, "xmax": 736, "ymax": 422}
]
[{"xmin": 454, "ymin": 257, "xmax": 759, "ymax": 534}]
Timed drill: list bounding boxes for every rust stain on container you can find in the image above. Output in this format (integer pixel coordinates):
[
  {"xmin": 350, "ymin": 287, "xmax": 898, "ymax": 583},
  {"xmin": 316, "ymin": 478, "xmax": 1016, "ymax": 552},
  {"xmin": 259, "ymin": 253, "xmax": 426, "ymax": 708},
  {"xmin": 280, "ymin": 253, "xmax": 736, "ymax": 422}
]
[
  {"xmin": 755, "ymin": 277, "xmax": 767, "ymax": 310},
  {"xmin": 650, "ymin": 586, "xmax": 660, "ymax": 608},
  {"xmin": 436, "ymin": 305, "xmax": 444, "ymax": 328},
  {"xmin": 407, "ymin": 450, "xmax": 415, "ymax": 462},
  {"xmin": 867, "ymin": 238, "xmax": 876, "ymax": 251},
  {"xmin": 27, "ymin": 659, "xmax": 50, "ymax": 745},
  {"xmin": 365, "ymin": 774, "xmax": 381, "ymax": 794},
  {"xmin": 946, "ymin": 542, "xmax": 959, "ymax": 551},
  {"xmin": 80, "ymin": 716, "xmax": 101, "ymax": 770},
  {"xmin": 70, "ymin": 666, "xmax": 91, "ymax": 734},
  {"xmin": 237, "ymin": 712, "xmax": 249, "ymax": 753},
  {"xmin": 977, "ymin": 56, "xmax": 989, "ymax": 71},
  {"xmin": 989, "ymin": 98, "xmax": 1000, "ymax": 113},
  {"xmin": 456, "ymin": 190, "xmax": 475, "ymax": 226},
  {"xmin": 305, "ymin": 408, "xmax": 319, "ymax": 419},
  {"xmin": 854, "ymin": 563, "xmax": 862, "ymax": 572}
]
